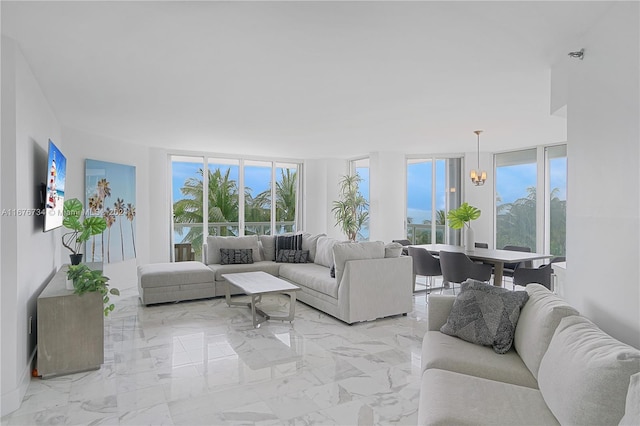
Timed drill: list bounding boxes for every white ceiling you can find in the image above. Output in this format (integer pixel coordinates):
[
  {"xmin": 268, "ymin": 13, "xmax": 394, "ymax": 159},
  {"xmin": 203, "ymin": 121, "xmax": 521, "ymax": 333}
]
[{"xmin": 2, "ymin": 1, "xmax": 613, "ymax": 159}]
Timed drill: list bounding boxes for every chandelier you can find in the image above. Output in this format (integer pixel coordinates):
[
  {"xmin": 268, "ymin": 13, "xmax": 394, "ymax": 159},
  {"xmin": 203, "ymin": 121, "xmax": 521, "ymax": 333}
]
[{"xmin": 470, "ymin": 130, "xmax": 487, "ymax": 186}]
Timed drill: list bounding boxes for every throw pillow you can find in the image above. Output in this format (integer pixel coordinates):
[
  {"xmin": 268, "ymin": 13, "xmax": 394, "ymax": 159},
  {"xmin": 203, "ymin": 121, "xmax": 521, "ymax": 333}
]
[
  {"xmin": 440, "ymin": 279, "xmax": 529, "ymax": 354},
  {"xmin": 275, "ymin": 234, "xmax": 302, "ymax": 254},
  {"xmin": 220, "ymin": 248, "xmax": 254, "ymax": 265},
  {"xmin": 384, "ymin": 242, "xmax": 403, "ymax": 258},
  {"xmin": 276, "ymin": 249, "xmax": 309, "ymax": 263}
]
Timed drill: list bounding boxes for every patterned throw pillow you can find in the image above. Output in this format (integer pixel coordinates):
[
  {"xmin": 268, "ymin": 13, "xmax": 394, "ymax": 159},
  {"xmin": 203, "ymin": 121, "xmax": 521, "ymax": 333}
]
[
  {"xmin": 275, "ymin": 234, "xmax": 302, "ymax": 254},
  {"xmin": 276, "ymin": 249, "xmax": 309, "ymax": 263},
  {"xmin": 220, "ymin": 248, "xmax": 254, "ymax": 265},
  {"xmin": 440, "ymin": 279, "xmax": 529, "ymax": 354}
]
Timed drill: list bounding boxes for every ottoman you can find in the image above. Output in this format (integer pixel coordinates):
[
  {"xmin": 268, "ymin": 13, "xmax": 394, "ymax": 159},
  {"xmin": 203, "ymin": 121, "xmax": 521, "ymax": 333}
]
[{"xmin": 138, "ymin": 261, "xmax": 216, "ymax": 305}]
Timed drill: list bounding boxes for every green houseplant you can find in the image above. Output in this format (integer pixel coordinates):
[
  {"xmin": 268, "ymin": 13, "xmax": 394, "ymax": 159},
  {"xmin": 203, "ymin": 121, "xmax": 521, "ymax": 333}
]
[
  {"xmin": 332, "ymin": 174, "xmax": 369, "ymax": 242},
  {"xmin": 67, "ymin": 264, "xmax": 119, "ymax": 316},
  {"xmin": 62, "ymin": 198, "xmax": 107, "ymax": 265},
  {"xmin": 447, "ymin": 202, "xmax": 481, "ymax": 251}
]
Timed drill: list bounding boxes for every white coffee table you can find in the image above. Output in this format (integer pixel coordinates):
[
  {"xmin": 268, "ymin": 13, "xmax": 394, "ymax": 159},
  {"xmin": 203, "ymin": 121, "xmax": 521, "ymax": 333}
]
[{"xmin": 222, "ymin": 271, "xmax": 300, "ymax": 327}]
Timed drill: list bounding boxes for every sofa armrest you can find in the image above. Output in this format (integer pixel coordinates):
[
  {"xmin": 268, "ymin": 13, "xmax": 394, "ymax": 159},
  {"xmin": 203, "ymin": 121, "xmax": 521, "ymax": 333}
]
[
  {"xmin": 337, "ymin": 256, "xmax": 413, "ymax": 323},
  {"xmin": 427, "ymin": 294, "xmax": 456, "ymax": 331}
]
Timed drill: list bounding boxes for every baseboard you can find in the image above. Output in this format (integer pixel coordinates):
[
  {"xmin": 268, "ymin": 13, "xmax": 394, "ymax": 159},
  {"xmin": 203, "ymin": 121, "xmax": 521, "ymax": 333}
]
[{"xmin": 1, "ymin": 346, "xmax": 36, "ymax": 417}]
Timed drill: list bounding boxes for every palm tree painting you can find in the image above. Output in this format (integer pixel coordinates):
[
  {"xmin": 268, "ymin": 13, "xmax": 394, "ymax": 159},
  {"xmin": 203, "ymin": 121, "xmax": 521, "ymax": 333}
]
[{"xmin": 86, "ymin": 160, "xmax": 136, "ymax": 263}]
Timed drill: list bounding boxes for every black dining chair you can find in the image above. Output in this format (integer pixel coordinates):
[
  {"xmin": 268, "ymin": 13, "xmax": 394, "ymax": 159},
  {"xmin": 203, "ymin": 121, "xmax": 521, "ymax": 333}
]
[
  {"xmin": 512, "ymin": 256, "xmax": 566, "ymax": 291},
  {"xmin": 439, "ymin": 251, "xmax": 492, "ymax": 294},
  {"xmin": 408, "ymin": 246, "xmax": 442, "ymax": 293},
  {"xmin": 475, "ymin": 242, "xmax": 489, "ymax": 249},
  {"xmin": 502, "ymin": 245, "xmax": 532, "ymax": 288}
]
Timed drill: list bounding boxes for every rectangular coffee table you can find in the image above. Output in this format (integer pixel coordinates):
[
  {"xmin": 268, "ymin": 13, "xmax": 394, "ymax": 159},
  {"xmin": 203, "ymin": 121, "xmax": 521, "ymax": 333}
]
[{"xmin": 221, "ymin": 271, "xmax": 300, "ymax": 327}]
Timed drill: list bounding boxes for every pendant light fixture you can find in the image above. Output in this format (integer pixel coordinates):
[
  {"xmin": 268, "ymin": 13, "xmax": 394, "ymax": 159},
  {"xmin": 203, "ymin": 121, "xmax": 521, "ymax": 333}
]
[{"xmin": 470, "ymin": 130, "xmax": 487, "ymax": 186}]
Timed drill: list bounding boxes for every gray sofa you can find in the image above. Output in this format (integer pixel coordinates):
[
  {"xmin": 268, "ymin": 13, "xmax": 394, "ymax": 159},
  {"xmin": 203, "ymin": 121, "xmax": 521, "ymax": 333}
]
[
  {"xmin": 201, "ymin": 234, "xmax": 413, "ymax": 324},
  {"xmin": 418, "ymin": 284, "xmax": 640, "ymax": 425}
]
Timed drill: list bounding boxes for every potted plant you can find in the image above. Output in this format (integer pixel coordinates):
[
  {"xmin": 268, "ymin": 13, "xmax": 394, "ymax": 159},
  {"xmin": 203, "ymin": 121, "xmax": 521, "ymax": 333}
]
[
  {"xmin": 62, "ymin": 198, "xmax": 107, "ymax": 265},
  {"xmin": 67, "ymin": 264, "xmax": 120, "ymax": 316},
  {"xmin": 447, "ymin": 202, "xmax": 481, "ymax": 252},
  {"xmin": 332, "ymin": 174, "xmax": 369, "ymax": 242}
]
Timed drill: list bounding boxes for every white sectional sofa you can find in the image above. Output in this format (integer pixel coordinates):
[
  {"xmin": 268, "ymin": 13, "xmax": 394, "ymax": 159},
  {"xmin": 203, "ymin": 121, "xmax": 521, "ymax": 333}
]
[
  {"xmin": 418, "ymin": 283, "xmax": 640, "ymax": 425},
  {"xmin": 201, "ymin": 234, "xmax": 413, "ymax": 324}
]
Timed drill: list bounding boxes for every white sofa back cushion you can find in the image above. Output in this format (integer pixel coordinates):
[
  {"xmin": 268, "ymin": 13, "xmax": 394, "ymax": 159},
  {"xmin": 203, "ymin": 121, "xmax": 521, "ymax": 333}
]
[
  {"xmin": 206, "ymin": 235, "xmax": 260, "ymax": 265},
  {"xmin": 259, "ymin": 235, "xmax": 276, "ymax": 261},
  {"xmin": 538, "ymin": 315, "xmax": 640, "ymax": 425},
  {"xmin": 513, "ymin": 284, "xmax": 579, "ymax": 379},
  {"xmin": 302, "ymin": 233, "xmax": 326, "ymax": 262},
  {"xmin": 333, "ymin": 241, "xmax": 385, "ymax": 285},
  {"xmin": 314, "ymin": 236, "xmax": 341, "ymax": 268},
  {"xmin": 384, "ymin": 242, "xmax": 403, "ymax": 258}
]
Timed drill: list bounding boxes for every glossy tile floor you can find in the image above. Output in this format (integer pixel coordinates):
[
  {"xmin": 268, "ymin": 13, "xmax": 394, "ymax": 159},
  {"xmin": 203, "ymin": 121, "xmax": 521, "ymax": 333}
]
[{"xmin": 2, "ymin": 278, "xmax": 440, "ymax": 425}]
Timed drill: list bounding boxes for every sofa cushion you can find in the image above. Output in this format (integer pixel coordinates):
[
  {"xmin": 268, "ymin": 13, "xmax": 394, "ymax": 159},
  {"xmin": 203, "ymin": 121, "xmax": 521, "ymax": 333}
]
[
  {"xmin": 314, "ymin": 236, "xmax": 341, "ymax": 268},
  {"xmin": 421, "ymin": 330, "xmax": 538, "ymax": 389},
  {"xmin": 275, "ymin": 234, "xmax": 302, "ymax": 255},
  {"xmin": 138, "ymin": 261, "xmax": 214, "ymax": 288},
  {"xmin": 440, "ymin": 280, "xmax": 529, "ymax": 354},
  {"xmin": 276, "ymin": 249, "xmax": 309, "ymax": 263},
  {"xmin": 384, "ymin": 242, "xmax": 403, "ymax": 258},
  {"xmin": 208, "ymin": 261, "xmax": 280, "ymax": 281},
  {"xmin": 279, "ymin": 263, "xmax": 338, "ymax": 298},
  {"xmin": 538, "ymin": 315, "xmax": 640, "ymax": 426},
  {"xmin": 259, "ymin": 235, "xmax": 276, "ymax": 261},
  {"xmin": 220, "ymin": 248, "xmax": 253, "ymax": 265},
  {"xmin": 302, "ymin": 233, "xmax": 326, "ymax": 262},
  {"xmin": 418, "ymin": 369, "xmax": 559, "ymax": 426},
  {"xmin": 332, "ymin": 241, "xmax": 385, "ymax": 285},
  {"xmin": 620, "ymin": 372, "xmax": 640, "ymax": 426},
  {"xmin": 514, "ymin": 283, "xmax": 579, "ymax": 379},
  {"xmin": 206, "ymin": 235, "xmax": 260, "ymax": 264}
]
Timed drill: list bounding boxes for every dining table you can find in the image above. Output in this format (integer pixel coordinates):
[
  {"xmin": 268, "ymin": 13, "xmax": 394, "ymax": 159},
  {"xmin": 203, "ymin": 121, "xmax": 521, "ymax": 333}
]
[{"xmin": 409, "ymin": 244, "xmax": 554, "ymax": 287}]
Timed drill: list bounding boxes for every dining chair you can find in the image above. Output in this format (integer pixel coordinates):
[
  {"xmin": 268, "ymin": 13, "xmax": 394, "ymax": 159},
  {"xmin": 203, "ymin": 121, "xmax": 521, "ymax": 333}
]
[
  {"xmin": 439, "ymin": 251, "xmax": 492, "ymax": 294},
  {"xmin": 408, "ymin": 246, "xmax": 442, "ymax": 293},
  {"xmin": 475, "ymin": 242, "xmax": 489, "ymax": 249},
  {"xmin": 502, "ymin": 245, "xmax": 532, "ymax": 288},
  {"xmin": 513, "ymin": 263, "xmax": 553, "ymax": 290}
]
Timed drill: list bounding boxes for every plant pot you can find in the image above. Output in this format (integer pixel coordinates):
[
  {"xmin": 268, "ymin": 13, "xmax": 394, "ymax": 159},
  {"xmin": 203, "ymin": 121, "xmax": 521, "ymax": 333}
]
[
  {"xmin": 465, "ymin": 226, "xmax": 475, "ymax": 252},
  {"xmin": 69, "ymin": 254, "xmax": 83, "ymax": 265}
]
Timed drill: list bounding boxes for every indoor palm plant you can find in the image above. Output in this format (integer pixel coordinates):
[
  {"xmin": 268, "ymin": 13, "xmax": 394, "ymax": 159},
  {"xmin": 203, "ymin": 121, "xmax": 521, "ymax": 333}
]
[
  {"xmin": 67, "ymin": 264, "xmax": 119, "ymax": 316},
  {"xmin": 62, "ymin": 198, "xmax": 107, "ymax": 265},
  {"xmin": 447, "ymin": 202, "xmax": 481, "ymax": 251},
  {"xmin": 332, "ymin": 174, "xmax": 369, "ymax": 242}
]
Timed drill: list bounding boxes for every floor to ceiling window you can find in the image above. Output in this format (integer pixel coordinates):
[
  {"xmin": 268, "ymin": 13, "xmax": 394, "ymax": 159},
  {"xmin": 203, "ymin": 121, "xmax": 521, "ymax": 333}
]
[
  {"xmin": 171, "ymin": 155, "xmax": 301, "ymax": 260},
  {"xmin": 495, "ymin": 144, "xmax": 567, "ymax": 256},
  {"xmin": 406, "ymin": 157, "xmax": 462, "ymax": 244},
  {"xmin": 495, "ymin": 149, "xmax": 538, "ymax": 251},
  {"xmin": 545, "ymin": 145, "xmax": 567, "ymax": 256},
  {"xmin": 350, "ymin": 158, "xmax": 370, "ymax": 241}
]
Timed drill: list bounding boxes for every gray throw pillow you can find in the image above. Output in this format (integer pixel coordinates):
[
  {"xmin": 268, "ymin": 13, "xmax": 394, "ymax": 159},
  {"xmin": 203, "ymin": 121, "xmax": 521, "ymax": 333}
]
[
  {"xmin": 276, "ymin": 249, "xmax": 309, "ymax": 263},
  {"xmin": 440, "ymin": 279, "xmax": 529, "ymax": 354},
  {"xmin": 220, "ymin": 248, "xmax": 254, "ymax": 265}
]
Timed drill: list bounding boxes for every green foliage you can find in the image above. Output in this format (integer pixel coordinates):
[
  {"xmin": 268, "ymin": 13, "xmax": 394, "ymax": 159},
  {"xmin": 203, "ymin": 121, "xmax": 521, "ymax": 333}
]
[
  {"xmin": 67, "ymin": 264, "xmax": 120, "ymax": 316},
  {"xmin": 332, "ymin": 174, "xmax": 369, "ymax": 241},
  {"xmin": 446, "ymin": 202, "xmax": 481, "ymax": 229},
  {"xmin": 62, "ymin": 198, "xmax": 107, "ymax": 255}
]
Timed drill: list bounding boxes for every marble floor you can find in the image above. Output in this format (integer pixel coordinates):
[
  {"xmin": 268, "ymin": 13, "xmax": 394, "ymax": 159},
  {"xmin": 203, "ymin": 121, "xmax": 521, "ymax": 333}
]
[{"xmin": 1, "ymin": 278, "xmax": 441, "ymax": 425}]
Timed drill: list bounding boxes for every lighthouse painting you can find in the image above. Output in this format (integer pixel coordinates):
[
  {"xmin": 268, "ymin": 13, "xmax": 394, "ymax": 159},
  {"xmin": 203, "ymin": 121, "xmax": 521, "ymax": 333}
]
[{"xmin": 44, "ymin": 140, "xmax": 66, "ymax": 231}]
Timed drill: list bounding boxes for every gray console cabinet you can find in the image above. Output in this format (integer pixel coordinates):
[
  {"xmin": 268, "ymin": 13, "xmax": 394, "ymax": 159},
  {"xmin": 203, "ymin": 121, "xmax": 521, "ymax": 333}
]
[{"xmin": 37, "ymin": 265, "xmax": 104, "ymax": 378}]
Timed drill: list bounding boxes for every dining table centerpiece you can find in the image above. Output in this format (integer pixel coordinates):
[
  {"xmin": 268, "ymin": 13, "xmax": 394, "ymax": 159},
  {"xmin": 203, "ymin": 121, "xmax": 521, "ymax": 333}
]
[{"xmin": 447, "ymin": 202, "xmax": 481, "ymax": 252}]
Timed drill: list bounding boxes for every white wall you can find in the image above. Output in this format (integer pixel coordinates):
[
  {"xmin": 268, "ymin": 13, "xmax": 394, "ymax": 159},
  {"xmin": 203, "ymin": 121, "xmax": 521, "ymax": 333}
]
[
  {"xmin": 369, "ymin": 152, "xmax": 406, "ymax": 243},
  {"xmin": 61, "ymin": 127, "xmax": 155, "ymax": 279},
  {"xmin": 1, "ymin": 37, "xmax": 62, "ymax": 416},
  {"xmin": 304, "ymin": 158, "xmax": 347, "ymax": 240},
  {"xmin": 564, "ymin": 2, "xmax": 639, "ymax": 347}
]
